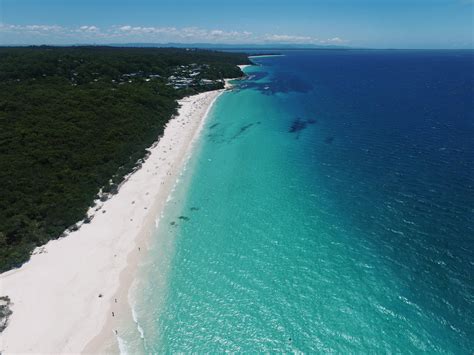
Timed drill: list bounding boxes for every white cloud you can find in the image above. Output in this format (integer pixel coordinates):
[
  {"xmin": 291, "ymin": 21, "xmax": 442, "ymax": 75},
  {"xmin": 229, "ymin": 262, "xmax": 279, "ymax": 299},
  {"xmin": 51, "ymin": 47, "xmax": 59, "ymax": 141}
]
[
  {"xmin": 263, "ymin": 34, "xmax": 347, "ymax": 45},
  {"xmin": 321, "ymin": 37, "xmax": 345, "ymax": 44},
  {"xmin": 0, "ymin": 24, "xmax": 64, "ymax": 33},
  {"xmin": 113, "ymin": 25, "xmax": 255, "ymax": 42},
  {"xmin": 264, "ymin": 34, "xmax": 315, "ymax": 43},
  {"xmin": 78, "ymin": 25, "xmax": 99, "ymax": 33},
  {"xmin": 0, "ymin": 23, "xmax": 347, "ymax": 45},
  {"xmin": 118, "ymin": 26, "xmax": 172, "ymax": 33}
]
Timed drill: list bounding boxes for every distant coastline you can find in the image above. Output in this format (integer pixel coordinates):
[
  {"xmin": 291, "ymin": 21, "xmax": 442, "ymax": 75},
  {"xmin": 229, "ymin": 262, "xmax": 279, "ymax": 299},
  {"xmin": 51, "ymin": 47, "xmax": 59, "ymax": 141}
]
[{"xmin": 248, "ymin": 54, "xmax": 285, "ymax": 59}]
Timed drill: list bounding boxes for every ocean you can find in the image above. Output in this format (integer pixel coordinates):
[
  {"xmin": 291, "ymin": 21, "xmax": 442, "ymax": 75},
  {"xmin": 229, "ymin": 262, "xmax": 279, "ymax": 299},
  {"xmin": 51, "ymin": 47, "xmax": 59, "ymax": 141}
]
[{"xmin": 125, "ymin": 50, "xmax": 474, "ymax": 352}]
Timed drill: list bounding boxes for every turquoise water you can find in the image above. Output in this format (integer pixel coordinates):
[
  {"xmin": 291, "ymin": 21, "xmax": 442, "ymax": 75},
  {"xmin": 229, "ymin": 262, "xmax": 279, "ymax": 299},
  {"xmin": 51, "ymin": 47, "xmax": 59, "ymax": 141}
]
[{"xmin": 129, "ymin": 51, "xmax": 474, "ymax": 353}]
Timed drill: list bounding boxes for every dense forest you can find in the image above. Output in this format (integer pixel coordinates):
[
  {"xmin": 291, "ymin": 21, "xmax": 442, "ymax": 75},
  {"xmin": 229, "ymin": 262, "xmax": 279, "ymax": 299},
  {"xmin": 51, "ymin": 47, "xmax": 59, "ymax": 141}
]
[{"xmin": 0, "ymin": 46, "xmax": 250, "ymax": 272}]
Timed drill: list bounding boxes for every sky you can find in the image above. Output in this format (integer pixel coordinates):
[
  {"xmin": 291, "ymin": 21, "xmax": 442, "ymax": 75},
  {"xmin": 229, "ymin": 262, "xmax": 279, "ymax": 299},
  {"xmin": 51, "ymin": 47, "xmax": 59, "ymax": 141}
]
[{"xmin": 0, "ymin": 0, "xmax": 473, "ymax": 48}]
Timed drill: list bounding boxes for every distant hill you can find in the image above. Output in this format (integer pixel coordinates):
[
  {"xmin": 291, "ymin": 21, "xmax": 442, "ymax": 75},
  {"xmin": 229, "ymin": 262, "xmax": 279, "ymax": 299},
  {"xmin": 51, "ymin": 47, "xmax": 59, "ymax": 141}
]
[{"xmin": 105, "ymin": 43, "xmax": 351, "ymax": 50}]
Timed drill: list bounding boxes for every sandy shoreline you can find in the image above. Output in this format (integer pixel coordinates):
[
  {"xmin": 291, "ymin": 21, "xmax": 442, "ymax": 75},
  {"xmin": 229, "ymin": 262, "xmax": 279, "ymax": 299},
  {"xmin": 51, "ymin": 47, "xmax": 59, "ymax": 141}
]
[
  {"xmin": 0, "ymin": 88, "xmax": 226, "ymax": 353},
  {"xmin": 248, "ymin": 54, "xmax": 285, "ymax": 58},
  {"xmin": 238, "ymin": 64, "xmax": 252, "ymax": 70}
]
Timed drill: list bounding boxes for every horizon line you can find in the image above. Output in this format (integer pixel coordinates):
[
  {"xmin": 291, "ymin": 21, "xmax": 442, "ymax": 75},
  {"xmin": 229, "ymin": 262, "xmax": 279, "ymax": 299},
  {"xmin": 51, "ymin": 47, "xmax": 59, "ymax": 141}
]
[{"xmin": 0, "ymin": 44, "xmax": 473, "ymax": 51}]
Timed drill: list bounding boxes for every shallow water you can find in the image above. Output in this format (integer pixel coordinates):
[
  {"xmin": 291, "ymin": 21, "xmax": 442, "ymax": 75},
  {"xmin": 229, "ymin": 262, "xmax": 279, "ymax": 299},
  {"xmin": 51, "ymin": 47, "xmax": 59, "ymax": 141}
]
[{"xmin": 130, "ymin": 50, "xmax": 474, "ymax": 353}]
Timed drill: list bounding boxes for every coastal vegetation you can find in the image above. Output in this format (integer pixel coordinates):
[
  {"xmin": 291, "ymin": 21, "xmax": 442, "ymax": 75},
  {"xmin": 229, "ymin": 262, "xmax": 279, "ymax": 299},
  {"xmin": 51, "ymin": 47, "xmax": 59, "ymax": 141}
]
[{"xmin": 0, "ymin": 46, "xmax": 250, "ymax": 272}]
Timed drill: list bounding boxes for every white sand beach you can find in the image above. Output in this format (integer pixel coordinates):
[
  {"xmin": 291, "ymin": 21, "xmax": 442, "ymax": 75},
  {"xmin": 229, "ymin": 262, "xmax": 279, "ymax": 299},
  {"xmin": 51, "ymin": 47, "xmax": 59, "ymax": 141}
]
[
  {"xmin": 238, "ymin": 64, "xmax": 252, "ymax": 71},
  {"xmin": 248, "ymin": 54, "xmax": 285, "ymax": 58},
  {"xmin": 0, "ymin": 88, "xmax": 225, "ymax": 353}
]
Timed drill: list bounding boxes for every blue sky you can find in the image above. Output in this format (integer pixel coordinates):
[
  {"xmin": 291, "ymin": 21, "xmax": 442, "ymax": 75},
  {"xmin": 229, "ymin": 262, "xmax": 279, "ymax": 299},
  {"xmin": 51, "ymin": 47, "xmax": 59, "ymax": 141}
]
[{"xmin": 0, "ymin": 0, "xmax": 472, "ymax": 48}]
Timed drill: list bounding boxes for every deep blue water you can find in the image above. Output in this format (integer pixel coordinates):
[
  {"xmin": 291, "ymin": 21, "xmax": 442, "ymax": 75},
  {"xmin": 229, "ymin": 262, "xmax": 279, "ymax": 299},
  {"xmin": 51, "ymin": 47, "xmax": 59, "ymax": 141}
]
[{"xmin": 130, "ymin": 50, "xmax": 474, "ymax": 353}]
